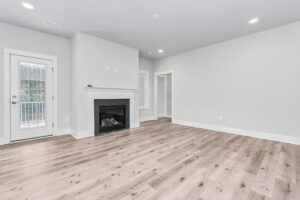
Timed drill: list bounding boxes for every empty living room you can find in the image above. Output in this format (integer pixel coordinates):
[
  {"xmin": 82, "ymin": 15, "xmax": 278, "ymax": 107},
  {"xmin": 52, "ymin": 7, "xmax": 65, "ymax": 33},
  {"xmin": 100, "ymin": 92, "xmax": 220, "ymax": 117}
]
[{"xmin": 0, "ymin": 0, "xmax": 300, "ymax": 199}]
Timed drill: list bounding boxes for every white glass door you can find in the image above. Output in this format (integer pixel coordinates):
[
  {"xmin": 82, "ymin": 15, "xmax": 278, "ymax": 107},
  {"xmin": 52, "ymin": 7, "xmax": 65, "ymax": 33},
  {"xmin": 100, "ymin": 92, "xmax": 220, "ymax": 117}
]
[{"xmin": 10, "ymin": 55, "xmax": 54, "ymax": 141}]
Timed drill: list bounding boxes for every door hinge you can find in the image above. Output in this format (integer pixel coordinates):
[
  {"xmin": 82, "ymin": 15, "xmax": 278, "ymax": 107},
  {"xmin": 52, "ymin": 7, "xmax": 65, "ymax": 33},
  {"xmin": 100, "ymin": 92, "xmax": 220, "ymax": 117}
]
[
  {"xmin": 52, "ymin": 123, "xmax": 54, "ymax": 128},
  {"xmin": 52, "ymin": 96, "xmax": 54, "ymax": 100},
  {"xmin": 50, "ymin": 67, "xmax": 54, "ymax": 72}
]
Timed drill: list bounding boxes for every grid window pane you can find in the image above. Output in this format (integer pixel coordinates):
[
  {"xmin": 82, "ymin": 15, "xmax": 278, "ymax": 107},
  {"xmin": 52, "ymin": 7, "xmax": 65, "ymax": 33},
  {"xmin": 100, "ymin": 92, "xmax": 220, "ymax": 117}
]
[
  {"xmin": 139, "ymin": 90, "xmax": 145, "ymax": 107},
  {"xmin": 139, "ymin": 71, "xmax": 148, "ymax": 108},
  {"xmin": 20, "ymin": 62, "xmax": 46, "ymax": 129}
]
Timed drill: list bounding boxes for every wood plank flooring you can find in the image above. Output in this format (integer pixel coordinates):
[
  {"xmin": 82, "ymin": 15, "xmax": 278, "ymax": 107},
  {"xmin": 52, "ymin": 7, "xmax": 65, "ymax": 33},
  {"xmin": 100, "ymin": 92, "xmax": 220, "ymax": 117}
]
[{"xmin": 0, "ymin": 118, "xmax": 299, "ymax": 200}]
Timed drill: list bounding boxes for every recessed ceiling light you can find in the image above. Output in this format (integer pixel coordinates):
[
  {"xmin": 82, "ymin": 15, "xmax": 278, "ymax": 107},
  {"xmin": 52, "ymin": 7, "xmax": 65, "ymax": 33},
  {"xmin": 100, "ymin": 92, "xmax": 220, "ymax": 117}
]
[
  {"xmin": 22, "ymin": 2, "xmax": 35, "ymax": 10},
  {"xmin": 248, "ymin": 17, "xmax": 259, "ymax": 24},
  {"xmin": 152, "ymin": 14, "xmax": 160, "ymax": 19},
  {"xmin": 158, "ymin": 49, "xmax": 164, "ymax": 54}
]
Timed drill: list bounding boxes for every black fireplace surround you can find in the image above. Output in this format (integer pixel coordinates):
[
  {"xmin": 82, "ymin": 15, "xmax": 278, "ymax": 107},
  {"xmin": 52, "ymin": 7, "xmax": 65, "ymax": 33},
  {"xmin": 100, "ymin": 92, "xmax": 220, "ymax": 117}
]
[{"xmin": 94, "ymin": 99, "xmax": 130, "ymax": 135}]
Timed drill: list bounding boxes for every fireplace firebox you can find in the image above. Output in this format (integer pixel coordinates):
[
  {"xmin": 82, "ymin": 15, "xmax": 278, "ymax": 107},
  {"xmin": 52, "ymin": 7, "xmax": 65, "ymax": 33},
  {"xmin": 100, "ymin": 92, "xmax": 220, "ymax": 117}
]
[{"xmin": 94, "ymin": 99, "xmax": 129, "ymax": 135}]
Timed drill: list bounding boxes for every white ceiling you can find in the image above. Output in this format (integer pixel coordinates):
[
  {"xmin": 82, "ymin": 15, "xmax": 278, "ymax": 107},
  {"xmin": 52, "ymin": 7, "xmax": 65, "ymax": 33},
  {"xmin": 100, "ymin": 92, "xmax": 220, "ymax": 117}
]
[{"xmin": 0, "ymin": 0, "xmax": 300, "ymax": 59}]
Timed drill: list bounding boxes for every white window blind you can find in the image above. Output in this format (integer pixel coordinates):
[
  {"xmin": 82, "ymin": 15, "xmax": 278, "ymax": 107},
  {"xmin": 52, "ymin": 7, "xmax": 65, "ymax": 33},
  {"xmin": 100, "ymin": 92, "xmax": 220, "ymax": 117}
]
[{"xmin": 139, "ymin": 71, "xmax": 149, "ymax": 109}]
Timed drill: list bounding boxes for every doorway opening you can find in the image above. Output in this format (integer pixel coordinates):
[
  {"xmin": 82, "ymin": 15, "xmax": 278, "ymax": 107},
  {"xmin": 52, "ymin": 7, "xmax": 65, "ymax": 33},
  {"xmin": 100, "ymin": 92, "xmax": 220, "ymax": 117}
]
[{"xmin": 154, "ymin": 71, "xmax": 173, "ymax": 121}]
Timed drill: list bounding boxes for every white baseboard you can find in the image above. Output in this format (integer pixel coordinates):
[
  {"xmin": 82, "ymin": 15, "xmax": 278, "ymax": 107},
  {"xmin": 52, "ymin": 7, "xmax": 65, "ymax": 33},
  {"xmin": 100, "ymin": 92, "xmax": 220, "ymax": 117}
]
[
  {"xmin": 70, "ymin": 129, "xmax": 92, "ymax": 139},
  {"xmin": 71, "ymin": 122, "xmax": 140, "ymax": 140},
  {"xmin": 139, "ymin": 116, "xmax": 156, "ymax": 122},
  {"xmin": 173, "ymin": 119, "xmax": 300, "ymax": 145},
  {"xmin": 0, "ymin": 137, "xmax": 9, "ymax": 145},
  {"xmin": 70, "ymin": 129, "xmax": 78, "ymax": 139},
  {"xmin": 0, "ymin": 128, "xmax": 73, "ymax": 146},
  {"xmin": 131, "ymin": 122, "xmax": 140, "ymax": 128},
  {"xmin": 158, "ymin": 114, "xmax": 172, "ymax": 118},
  {"xmin": 54, "ymin": 128, "xmax": 72, "ymax": 136},
  {"xmin": 1, "ymin": 124, "xmax": 141, "ymax": 144}
]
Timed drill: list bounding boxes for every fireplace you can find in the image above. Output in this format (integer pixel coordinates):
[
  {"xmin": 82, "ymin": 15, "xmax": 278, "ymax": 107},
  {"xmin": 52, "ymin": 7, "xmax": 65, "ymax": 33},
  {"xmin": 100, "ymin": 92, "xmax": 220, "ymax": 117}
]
[{"xmin": 94, "ymin": 99, "xmax": 129, "ymax": 135}]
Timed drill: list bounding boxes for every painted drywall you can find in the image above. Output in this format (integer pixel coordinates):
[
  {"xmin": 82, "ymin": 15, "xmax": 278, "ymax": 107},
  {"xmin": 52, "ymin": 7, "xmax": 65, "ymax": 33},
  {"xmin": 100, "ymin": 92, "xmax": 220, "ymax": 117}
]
[
  {"xmin": 139, "ymin": 58, "xmax": 154, "ymax": 120},
  {"xmin": 71, "ymin": 33, "xmax": 139, "ymax": 132},
  {"xmin": 154, "ymin": 21, "xmax": 300, "ymax": 139},
  {"xmin": 0, "ymin": 22, "xmax": 71, "ymax": 138}
]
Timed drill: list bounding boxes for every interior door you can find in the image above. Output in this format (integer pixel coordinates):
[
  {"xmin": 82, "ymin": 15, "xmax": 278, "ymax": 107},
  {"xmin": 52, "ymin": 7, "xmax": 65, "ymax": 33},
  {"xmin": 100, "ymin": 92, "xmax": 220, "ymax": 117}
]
[
  {"xmin": 10, "ymin": 55, "xmax": 54, "ymax": 141},
  {"xmin": 158, "ymin": 76, "xmax": 166, "ymax": 115}
]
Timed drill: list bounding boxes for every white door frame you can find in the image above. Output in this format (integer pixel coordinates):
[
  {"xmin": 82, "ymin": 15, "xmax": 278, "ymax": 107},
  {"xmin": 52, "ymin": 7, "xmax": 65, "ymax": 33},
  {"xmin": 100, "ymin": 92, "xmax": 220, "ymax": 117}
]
[
  {"xmin": 3, "ymin": 48, "xmax": 58, "ymax": 144},
  {"xmin": 154, "ymin": 71, "xmax": 174, "ymax": 121}
]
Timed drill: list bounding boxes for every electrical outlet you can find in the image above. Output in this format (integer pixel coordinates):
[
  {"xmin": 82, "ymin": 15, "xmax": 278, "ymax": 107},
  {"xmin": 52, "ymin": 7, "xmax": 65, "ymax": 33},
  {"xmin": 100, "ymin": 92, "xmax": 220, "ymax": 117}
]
[{"xmin": 218, "ymin": 115, "xmax": 223, "ymax": 121}]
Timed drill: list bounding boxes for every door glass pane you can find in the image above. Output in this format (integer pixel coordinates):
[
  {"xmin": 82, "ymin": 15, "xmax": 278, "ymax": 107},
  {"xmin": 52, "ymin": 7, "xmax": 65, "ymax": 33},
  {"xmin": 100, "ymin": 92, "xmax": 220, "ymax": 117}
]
[{"xmin": 19, "ymin": 62, "xmax": 46, "ymax": 129}]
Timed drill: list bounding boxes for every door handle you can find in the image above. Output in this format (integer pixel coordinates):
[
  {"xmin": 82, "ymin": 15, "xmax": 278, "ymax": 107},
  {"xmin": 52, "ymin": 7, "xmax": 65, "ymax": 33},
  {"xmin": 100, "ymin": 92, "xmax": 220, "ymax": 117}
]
[{"xmin": 11, "ymin": 101, "xmax": 18, "ymax": 104}]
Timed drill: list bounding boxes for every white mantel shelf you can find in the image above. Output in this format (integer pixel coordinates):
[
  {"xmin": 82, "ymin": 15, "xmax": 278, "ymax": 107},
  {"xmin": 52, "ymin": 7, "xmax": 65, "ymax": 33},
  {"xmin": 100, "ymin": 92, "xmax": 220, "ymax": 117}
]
[
  {"xmin": 84, "ymin": 86, "xmax": 137, "ymax": 91},
  {"xmin": 73, "ymin": 85, "xmax": 140, "ymax": 139}
]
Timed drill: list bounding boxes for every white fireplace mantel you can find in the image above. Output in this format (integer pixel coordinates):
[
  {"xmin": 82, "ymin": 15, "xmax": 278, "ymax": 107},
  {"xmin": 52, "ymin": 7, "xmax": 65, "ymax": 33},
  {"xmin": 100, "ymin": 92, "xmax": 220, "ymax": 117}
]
[{"xmin": 74, "ymin": 87, "xmax": 140, "ymax": 139}]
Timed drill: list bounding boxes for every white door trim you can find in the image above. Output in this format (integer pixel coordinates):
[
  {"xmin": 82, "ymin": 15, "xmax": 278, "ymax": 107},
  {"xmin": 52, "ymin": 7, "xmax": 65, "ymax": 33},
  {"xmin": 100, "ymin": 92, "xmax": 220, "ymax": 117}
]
[
  {"xmin": 154, "ymin": 71, "xmax": 174, "ymax": 121},
  {"xmin": 3, "ymin": 48, "xmax": 58, "ymax": 144}
]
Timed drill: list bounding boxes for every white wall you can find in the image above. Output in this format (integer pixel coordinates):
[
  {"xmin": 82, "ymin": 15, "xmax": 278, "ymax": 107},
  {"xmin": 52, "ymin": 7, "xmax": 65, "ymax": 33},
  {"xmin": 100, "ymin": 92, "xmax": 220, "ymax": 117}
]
[
  {"xmin": 154, "ymin": 22, "xmax": 300, "ymax": 140},
  {"xmin": 0, "ymin": 22, "xmax": 71, "ymax": 138},
  {"xmin": 139, "ymin": 58, "xmax": 154, "ymax": 121},
  {"xmin": 71, "ymin": 33, "xmax": 139, "ymax": 133}
]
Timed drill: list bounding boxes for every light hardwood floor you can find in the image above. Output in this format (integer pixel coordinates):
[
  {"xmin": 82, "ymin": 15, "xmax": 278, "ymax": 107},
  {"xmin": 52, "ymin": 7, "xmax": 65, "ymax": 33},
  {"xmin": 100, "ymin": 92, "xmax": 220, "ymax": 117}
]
[{"xmin": 0, "ymin": 118, "xmax": 299, "ymax": 200}]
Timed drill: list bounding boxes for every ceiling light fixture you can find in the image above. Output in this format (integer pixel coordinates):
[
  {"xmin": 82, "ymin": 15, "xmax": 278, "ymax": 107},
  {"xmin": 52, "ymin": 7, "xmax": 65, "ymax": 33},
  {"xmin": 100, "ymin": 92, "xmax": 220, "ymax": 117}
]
[
  {"xmin": 152, "ymin": 14, "xmax": 160, "ymax": 19},
  {"xmin": 158, "ymin": 49, "xmax": 164, "ymax": 54},
  {"xmin": 248, "ymin": 17, "xmax": 259, "ymax": 24},
  {"xmin": 21, "ymin": 2, "xmax": 35, "ymax": 10}
]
